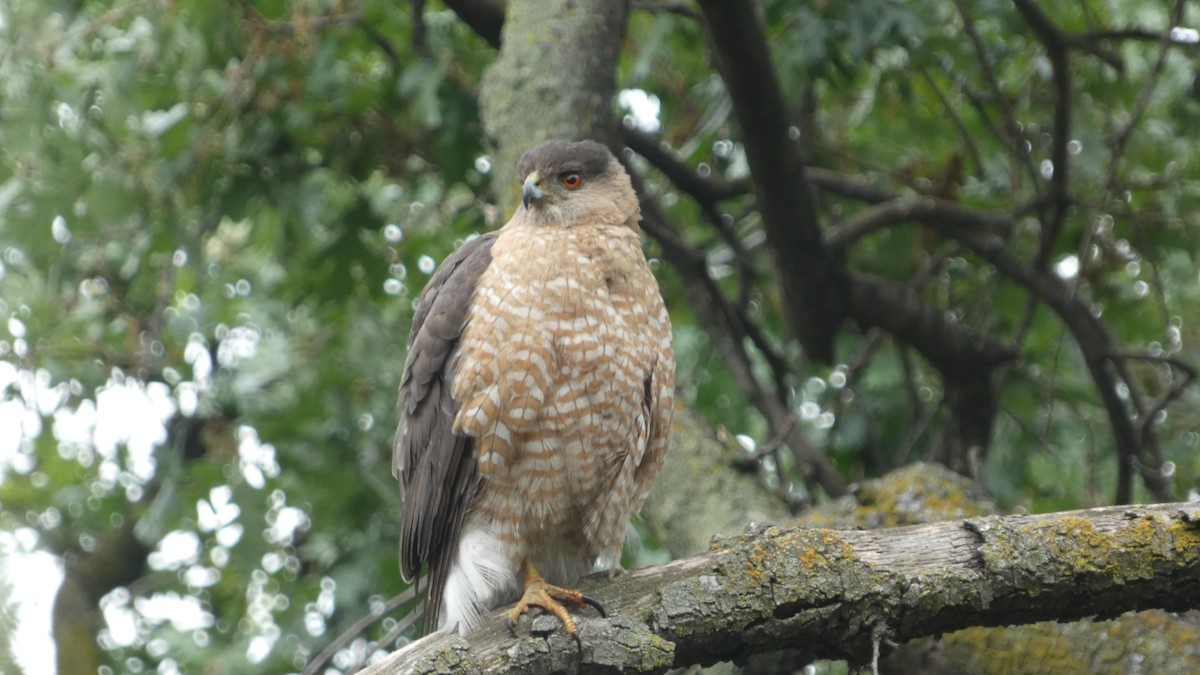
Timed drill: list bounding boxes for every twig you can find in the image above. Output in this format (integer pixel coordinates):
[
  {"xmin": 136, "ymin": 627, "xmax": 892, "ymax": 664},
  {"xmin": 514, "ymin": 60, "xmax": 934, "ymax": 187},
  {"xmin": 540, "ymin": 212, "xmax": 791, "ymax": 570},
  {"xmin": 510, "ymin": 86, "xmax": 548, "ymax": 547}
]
[
  {"xmin": 1104, "ymin": 0, "xmax": 1187, "ymax": 192},
  {"xmin": 633, "ymin": 172, "xmax": 848, "ymax": 498},
  {"xmin": 356, "ymin": 605, "xmax": 425, "ymax": 672},
  {"xmin": 1105, "ymin": 350, "xmax": 1198, "ymax": 445},
  {"xmin": 917, "ymin": 67, "xmax": 984, "ymax": 179},
  {"xmin": 305, "ymin": 587, "xmax": 419, "ymax": 675},
  {"xmin": 1011, "ymin": 0, "xmax": 1073, "ymax": 272},
  {"xmin": 949, "ymin": 2, "xmax": 1043, "ymax": 191}
]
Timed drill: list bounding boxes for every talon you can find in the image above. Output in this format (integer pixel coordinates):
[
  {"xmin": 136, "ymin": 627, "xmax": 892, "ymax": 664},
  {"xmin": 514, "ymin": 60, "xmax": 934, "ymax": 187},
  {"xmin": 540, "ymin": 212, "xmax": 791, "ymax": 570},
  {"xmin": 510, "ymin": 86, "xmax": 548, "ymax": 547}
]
[
  {"xmin": 505, "ymin": 561, "xmax": 596, "ymax": 642},
  {"xmin": 603, "ymin": 564, "xmax": 626, "ymax": 580},
  {"xmin": 580, "ymin": 594, "xmax": 607, "ymax": 618}
]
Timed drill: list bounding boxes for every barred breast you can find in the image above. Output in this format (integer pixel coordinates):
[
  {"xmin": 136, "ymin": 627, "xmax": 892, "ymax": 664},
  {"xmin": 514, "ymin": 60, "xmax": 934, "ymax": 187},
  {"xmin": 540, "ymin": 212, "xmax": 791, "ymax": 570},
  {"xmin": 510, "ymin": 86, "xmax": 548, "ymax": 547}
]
[{"xmin": 450, "ymin": 219, "xmax": 673, "ymax": 581}]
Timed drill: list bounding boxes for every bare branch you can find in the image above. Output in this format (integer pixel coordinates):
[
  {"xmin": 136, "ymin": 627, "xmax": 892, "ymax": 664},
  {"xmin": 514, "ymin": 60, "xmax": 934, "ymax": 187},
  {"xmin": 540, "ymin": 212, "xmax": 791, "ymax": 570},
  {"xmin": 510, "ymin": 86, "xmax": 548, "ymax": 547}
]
[
  {"xmin": 952, "ymin": 1, "xmax": 1043, "ymax": 191},
  {"xmin": 633, "ymin": 174, "xmax": 848, "ymax": 498},
  {"xmin": 1104, "ymin": 0, "xmax": 1188, "ymax": 191},
  {"xmin": 305, "ymin": 577, "xmax": 420, "ymax": 674},
  {"xmin": 621, "ymin": 127, "xmax": 751, "ymax": 203},
  {"xmin": 442, "ymin": 0, "xmax": 504, "ymax": 49},
  {"xmin": 825, "ymin": 196, "xmax": 1012, "ymax": 252},
  {"xmin": 917, "ymin": 67, "xmax": 985, "ymax": 178},
  {"xmin": 920, "ymin": 224, "xmax": 1170, "ymax": 502},
  {"xmin": 696, "ymin": 0, "xmax": 849, "ymax": 363},
  {"xmin": 1105, "ymin": 350, "xmax": 1199, "ymax": 446},
  {"xmin": 848, "ymin": 273, "xmax": 1017, "ymax": 380},
  {"xmin": 1011, "ymin": 0, "xmax": 1073, "ymax": 271}
]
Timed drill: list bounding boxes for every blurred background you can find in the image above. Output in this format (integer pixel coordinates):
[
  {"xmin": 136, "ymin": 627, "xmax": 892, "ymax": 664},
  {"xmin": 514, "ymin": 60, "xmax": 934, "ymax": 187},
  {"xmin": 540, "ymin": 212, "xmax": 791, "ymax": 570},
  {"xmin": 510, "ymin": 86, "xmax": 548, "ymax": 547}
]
[{"xmin": 1, "ymin": 0, "xmax": 1198, "ymax": 673}]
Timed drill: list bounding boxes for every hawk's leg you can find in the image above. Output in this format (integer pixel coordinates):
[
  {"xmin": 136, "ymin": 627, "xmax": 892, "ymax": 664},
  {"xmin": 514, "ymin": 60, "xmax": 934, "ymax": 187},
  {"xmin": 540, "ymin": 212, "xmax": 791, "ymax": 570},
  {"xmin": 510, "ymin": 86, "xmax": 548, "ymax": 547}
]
[{"xmin": 505, "ymin": 560, "xmax": 606, "ymax": 645}]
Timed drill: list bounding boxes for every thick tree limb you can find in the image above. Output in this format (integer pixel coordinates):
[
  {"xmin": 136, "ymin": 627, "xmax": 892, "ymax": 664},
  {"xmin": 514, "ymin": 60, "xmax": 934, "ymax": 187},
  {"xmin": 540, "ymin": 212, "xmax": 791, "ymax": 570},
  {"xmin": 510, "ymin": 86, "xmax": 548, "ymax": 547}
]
[
  {"xmin": 696, "ymin": 0, "xmax": 849, "ymax": 363},
  {"xmin": 364, "ymin": 501, "xmax": 1200, "ymax": 674}
]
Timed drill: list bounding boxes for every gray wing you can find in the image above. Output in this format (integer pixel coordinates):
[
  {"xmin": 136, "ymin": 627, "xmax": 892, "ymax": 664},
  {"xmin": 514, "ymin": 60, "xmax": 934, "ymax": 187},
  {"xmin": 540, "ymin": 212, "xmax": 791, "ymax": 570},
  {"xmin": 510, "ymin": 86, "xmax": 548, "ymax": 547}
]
[{"xmin": 394, "ymin": 233, "xmax": 497, "ymax": 631}]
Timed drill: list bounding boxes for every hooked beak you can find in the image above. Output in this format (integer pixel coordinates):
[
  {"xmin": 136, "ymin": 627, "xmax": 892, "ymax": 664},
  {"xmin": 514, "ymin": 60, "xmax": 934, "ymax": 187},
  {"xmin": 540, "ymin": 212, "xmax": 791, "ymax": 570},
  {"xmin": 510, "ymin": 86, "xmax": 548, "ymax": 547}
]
[{"xmin": 522, "ymin": 171, "xmax": 545, "ymax": 209}]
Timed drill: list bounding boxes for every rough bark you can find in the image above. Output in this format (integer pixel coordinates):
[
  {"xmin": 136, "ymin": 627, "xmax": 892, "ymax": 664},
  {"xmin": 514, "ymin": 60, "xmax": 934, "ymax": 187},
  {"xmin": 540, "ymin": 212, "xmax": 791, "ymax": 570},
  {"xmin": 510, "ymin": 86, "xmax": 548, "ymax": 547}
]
[
  {"xmin": 362, "ymin": 501, "xmax": 1200, "ymax": 674},
  {"xmin": 791, "ymin": 464, "xmax": 1200, "ymax": 675},
  {"xmin": 478, "ymin": 0, "xmax": 628, "ymax": 213}
]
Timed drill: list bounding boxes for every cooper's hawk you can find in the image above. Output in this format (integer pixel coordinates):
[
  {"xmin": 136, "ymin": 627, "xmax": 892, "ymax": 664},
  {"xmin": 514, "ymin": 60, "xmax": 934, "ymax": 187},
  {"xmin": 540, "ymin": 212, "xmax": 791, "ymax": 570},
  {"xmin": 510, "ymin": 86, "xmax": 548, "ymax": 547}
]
[{"xmin": 394, "ymin": 139, "xmax": 675, "ymax": 639}]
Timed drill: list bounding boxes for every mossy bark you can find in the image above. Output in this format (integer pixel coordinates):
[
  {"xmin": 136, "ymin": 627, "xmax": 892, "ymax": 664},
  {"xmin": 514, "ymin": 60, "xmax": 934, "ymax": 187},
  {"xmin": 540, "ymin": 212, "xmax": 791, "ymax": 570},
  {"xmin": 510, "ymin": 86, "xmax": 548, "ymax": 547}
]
[
  {"xmin": 364, "ymin": 498, "xmax": 1200, "ymax": 674},
  {"xmin": 890, "ymin": 610, "xmax": 1200, "ymax": 675}
]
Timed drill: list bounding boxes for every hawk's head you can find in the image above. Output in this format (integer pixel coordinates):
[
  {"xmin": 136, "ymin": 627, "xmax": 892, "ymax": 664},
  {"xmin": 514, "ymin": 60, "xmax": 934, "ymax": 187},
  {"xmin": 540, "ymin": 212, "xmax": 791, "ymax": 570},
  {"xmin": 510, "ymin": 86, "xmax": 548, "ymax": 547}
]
[{"xmin": 514, "ymin": 139, "xmax": 639, "ymax": 229}]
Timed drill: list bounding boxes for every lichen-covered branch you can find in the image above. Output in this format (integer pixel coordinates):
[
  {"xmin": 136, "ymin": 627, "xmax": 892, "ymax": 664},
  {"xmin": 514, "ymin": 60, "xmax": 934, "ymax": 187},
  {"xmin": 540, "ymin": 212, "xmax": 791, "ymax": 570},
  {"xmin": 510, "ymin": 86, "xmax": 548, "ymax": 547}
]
[{"xmin": 362, "ymin": 502, "xmax": 1200, "ymax": 674}]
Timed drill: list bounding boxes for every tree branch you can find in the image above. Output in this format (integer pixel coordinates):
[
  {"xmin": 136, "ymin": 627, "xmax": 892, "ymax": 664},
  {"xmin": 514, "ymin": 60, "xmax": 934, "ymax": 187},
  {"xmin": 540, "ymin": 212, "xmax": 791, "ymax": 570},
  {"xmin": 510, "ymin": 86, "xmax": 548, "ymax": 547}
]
[
  {"xmin": 847, "ymin": 273, "xmax": 1017, "ymax": 475},
  {"xmin": 364, "ymin": 502, "xmax": 1200, "ymax": 674},
  {"xmin": 696, "ymin": 0, "xmax": 849, "ymax": 363},
  {"xmin": 952, "ymin": 0, "xmax": 1042, "ymax": 190},
  {"xmin": 923, "ymin": 226, "xmax": 1172, "ymax": 502},
  {"xmin": 825, "ymin": 196, "xmax": 1012, "ymax": 252},
  {"xmin": 1104, "ymin": 0, "xmax": 1188, "ymax": 192},
  {"xmin": 632, "ymin": 174, "xmax": 848, "ymax": 498},
  {"xmin": 621, "ymin": 127, "xmax": 751, "ymax": 203},
  {"xmin": 1011, "ymin": 0, "xmax": 1073, "ymax": 271},
  {"xmin": 811, "ymin": 171, "xmax": 1181, "ymax": 501},
  {"xmin": 441, "ymin": 0, "xmax": 504, "ymax": 49}
]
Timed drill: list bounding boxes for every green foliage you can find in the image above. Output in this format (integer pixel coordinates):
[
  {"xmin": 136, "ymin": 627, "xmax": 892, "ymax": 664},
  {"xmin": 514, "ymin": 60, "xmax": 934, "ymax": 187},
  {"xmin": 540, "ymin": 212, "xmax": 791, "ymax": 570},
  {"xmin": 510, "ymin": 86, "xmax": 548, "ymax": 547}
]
[
  {"xmin": 0, "ymin": 0, "xmax": 1197, "ymax": 672},
  {"xmin": 1, "ymin": 0, "xmax": 488, "ymax": 671},
  {"xmin": 624, "ymin": 1, "xmax": 1199, "ymax": 508}
]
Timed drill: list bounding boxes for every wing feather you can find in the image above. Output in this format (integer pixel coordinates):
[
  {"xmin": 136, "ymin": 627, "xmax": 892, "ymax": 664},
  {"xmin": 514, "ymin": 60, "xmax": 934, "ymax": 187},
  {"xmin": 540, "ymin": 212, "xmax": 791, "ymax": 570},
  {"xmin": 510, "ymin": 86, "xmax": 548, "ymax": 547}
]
[{"xmin": 394, "ymin": 233, "xmax": 497, "ymax": 631}]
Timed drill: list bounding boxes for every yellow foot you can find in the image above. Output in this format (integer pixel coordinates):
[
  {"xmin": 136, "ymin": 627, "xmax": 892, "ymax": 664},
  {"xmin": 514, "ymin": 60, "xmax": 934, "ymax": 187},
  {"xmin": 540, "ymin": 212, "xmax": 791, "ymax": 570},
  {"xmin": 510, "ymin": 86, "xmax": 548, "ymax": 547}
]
[{"xmin": 505, "ymin": 561, "xmax": 607, "ymax": 647}]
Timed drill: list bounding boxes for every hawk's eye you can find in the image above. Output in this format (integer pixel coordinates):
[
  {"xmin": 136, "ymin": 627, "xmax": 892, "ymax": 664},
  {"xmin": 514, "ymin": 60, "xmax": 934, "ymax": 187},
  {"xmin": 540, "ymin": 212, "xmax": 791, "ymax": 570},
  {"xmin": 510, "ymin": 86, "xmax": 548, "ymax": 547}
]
[{"xmin": 560, "ymin": 172, "xmax": 583, "ymax": 190}]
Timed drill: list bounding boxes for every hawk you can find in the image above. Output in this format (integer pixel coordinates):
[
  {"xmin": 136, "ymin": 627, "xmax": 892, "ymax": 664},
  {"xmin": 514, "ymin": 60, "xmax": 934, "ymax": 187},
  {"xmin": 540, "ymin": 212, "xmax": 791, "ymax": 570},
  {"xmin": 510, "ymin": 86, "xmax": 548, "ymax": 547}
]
[{"xmin": 394, "ymin": 139, "xmax": 675, "ymax": 639}]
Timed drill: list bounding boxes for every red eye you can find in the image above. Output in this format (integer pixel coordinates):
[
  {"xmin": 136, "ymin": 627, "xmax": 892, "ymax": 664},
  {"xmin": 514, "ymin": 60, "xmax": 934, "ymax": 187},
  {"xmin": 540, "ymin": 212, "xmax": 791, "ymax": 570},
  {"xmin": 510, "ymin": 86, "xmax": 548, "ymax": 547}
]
[{"xmin": 560, "ymin": 173, "xmax": 583, "ymax": 189}]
